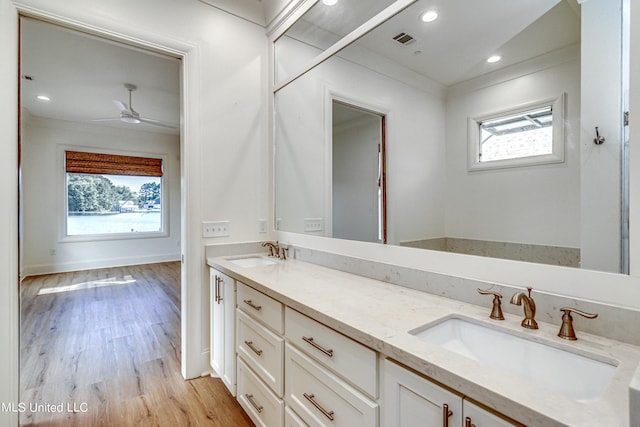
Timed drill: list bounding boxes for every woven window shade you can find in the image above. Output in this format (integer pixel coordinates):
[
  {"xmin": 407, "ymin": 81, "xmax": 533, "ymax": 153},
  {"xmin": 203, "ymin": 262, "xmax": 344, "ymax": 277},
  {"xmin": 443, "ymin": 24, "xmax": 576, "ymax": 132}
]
[{"xmin": 66, "ymin": 151, "xmax": 163, "ymax": 177}]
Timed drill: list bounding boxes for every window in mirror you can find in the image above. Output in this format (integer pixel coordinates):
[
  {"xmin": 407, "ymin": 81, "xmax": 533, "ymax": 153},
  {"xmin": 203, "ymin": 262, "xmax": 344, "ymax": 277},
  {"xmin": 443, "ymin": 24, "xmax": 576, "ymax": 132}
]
[
  {"xmin": 468, "ymin": 94, "xmax": 565, "ymax": 171},
  {"xmin": 479, "ymin": 105, "xmax": 552, "ymax": 162}
]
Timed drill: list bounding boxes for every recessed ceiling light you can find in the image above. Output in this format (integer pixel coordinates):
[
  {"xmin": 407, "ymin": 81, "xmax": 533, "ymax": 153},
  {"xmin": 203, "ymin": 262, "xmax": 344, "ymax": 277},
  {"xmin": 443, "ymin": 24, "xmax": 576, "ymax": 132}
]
[
  {"xmin": 322, "ymin": 0, "xmax": 338, "ymax": 5},
  {"xmin": 36, "ymin": 95, "xmax": 50, "ymax": 102},
  {"xmin": 421, "ymin": 10, "xmax": 438, "ymax": 23},
  {"xmin": 487, "ymin": 55, "xmax": 502, "ymax": 63}
]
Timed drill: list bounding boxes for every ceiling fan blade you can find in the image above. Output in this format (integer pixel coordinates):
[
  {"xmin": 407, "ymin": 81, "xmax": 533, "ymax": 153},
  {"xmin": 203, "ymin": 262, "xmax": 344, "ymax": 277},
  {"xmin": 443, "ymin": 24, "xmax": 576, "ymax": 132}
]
[
  {"xmin": 138, "ymin": 116, "xmax": 178, "ymax": 129},
  {"xmin": 91, "ymin": 117, "xmax": 122, "ymax": 123},
  {"xmin": 112, "ymin": 100, "xmax": 130, "ymax": 113}
]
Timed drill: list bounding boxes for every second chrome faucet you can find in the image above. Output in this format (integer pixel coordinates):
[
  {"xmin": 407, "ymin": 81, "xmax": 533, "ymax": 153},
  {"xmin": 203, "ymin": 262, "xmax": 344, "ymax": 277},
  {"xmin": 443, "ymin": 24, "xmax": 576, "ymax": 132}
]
[{"xmin": 510, "ymin": 287, "xmax": 538, "ymax": 329}]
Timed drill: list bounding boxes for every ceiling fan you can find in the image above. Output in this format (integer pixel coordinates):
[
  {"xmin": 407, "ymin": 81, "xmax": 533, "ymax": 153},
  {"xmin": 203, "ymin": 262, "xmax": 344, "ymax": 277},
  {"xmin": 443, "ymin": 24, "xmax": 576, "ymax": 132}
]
[{"xmin": 92, "ymin": 83, "xmax": 177, "ymax": 129}]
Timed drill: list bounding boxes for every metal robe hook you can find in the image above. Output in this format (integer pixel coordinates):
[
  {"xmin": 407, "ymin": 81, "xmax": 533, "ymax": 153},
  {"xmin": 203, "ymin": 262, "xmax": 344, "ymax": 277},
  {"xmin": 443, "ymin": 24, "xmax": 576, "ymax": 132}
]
[{"xmin": 594, "ymin": 126, "xmax": 605, "ymax": 145}]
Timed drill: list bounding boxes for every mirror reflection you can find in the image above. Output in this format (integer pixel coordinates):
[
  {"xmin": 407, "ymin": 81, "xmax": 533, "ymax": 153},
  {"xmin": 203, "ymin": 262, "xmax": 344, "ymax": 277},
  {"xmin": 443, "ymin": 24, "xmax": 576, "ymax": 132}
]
[
  {"xmin": 274, "ymin": 0, "xmax": 397, "ymax": 85},
  {"xmin": 274, "ymin": 0, "xmax": 629, "ymax": 273}
]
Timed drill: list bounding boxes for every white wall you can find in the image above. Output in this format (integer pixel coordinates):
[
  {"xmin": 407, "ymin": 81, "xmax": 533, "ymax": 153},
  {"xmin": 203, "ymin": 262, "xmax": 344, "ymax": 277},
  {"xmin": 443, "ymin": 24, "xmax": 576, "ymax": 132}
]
[
  {"xmin": 0, "ymin": 2, "xmax": 20, "ymax": 425},
  {"xmin": 21, "ymin": 117, "xmax": 181, "ymax": 276},
  {"xmin": 445, "ymin": 52, "xmax": 581, "ymax": 248},
  {"xmin": 275, "ymin": 51, "xmax": 446, "ymax": 244}
]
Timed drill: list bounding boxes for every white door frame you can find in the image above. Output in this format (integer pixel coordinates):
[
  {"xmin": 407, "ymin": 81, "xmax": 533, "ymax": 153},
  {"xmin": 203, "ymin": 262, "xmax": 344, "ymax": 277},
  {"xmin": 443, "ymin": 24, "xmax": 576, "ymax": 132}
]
[{"xmin": 10, "ymin": 2, "xmax": 204, "ymax": 395}]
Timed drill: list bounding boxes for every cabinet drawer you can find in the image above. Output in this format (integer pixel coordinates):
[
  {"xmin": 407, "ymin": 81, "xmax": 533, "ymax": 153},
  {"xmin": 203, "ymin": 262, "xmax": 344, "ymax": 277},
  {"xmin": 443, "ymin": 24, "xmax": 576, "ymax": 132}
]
[
  {"xmin": 285, "ymin": 406, "xmax": 308, "ymax": 427},
  {"xmin": 285, "ymin": 344, "xmax": 378, "ymax": 427},
  {"xmin": 238, "ymin": 282, "xmax": 284, "ymax": 333},
  {"xmin": 285, "ymin": 307, "xmax": 377, "ymax": 398},
  {"xmin": 237, "ymin": 358, "xmax": 284, "ymax": 427},
  {"xmin": 237, "ymin": 309, "xmax": 284, "ymax": 397}
]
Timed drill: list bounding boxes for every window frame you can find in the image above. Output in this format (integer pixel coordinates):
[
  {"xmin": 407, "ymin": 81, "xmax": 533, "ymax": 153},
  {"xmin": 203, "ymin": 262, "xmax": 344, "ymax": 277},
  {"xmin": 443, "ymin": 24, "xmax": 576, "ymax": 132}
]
[
  {"xmin": 59, "ymin": 146, "xmax": 169, "ymax": 243},
  {"xmin": 467, "ymin": 93, "xmax": 565, "ymax": 171}
]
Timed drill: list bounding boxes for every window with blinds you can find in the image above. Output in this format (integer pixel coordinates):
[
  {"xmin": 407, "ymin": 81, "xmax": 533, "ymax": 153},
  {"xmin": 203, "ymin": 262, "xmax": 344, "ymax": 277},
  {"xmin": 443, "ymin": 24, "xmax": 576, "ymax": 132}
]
[{"xmin": 65, "ymin": 151, "xmax": 164, "ymax": 237}]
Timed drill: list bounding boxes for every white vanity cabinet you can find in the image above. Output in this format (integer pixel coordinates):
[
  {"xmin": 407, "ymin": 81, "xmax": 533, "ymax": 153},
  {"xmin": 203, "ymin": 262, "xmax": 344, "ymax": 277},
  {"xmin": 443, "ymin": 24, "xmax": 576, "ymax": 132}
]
[
  {"xmin": 236, "ymin": 282, "xmax": 285, "ymax": 427},
  {"xmin": 228, "ymin": 279, "xmax": 521, "ymax": 427},
  {"xmin": 209, "ymin": 268, "xmax": 236, "ymax": 396},
  {"xmin": 383, "ymin": 359, "xmax": 520, "ymax": 427}
]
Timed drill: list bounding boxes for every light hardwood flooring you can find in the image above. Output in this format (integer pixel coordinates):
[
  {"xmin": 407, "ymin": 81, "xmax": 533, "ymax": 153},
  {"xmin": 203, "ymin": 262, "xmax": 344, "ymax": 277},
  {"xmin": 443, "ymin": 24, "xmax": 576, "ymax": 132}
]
[{"xmin": 20, "ymin": 262, "xmax": 254, "ymax": 427}]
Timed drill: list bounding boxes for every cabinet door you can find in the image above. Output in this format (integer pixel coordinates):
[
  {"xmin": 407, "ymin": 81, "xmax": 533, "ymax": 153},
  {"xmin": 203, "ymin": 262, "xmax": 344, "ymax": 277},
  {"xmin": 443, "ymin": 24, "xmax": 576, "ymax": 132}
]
[
  {"xmin": 383, "ymin": 359, "xmax": 462, "ymax": 427},
  {"xmin": 463, "ymin": 400, "xmax": 520, "ymax": 427},
  {"xmin": 222, "ymin": 276, "xmax": 236, "ymax": 396},
  {"xmin": 210, "ymin": 268, "xmax": 224, "ymax": 377}
]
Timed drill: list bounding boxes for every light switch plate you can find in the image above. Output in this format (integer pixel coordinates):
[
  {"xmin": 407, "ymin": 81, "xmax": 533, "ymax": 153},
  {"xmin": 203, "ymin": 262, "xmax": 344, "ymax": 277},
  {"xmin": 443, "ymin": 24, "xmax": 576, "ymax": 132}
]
[
  {"xmin": 202, "ymin": 221, "xmax": 230, "ymax": 237},
  {"xmin": 304, "ymin": 218, "xmax": 323, "ymax": 232}
]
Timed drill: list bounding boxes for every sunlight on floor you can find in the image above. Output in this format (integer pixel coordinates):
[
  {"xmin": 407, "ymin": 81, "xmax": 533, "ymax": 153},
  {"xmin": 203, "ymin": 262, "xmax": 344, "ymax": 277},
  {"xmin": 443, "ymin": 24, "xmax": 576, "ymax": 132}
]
[{"xmin": 37, "ymin": 275, "xmax": 137, "ymax": 295}]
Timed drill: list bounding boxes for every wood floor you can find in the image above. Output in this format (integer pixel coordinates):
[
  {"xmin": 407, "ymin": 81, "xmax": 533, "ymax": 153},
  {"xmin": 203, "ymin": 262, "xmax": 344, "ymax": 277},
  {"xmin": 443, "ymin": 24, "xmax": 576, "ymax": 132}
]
[{"xmin": 20, "ymin": 262, "xmax": 254, "ymax": 427}]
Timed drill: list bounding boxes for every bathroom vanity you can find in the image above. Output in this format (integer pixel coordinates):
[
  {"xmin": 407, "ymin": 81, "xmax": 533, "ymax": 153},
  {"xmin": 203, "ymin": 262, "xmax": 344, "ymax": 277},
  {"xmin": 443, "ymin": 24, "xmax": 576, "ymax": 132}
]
[{"xmin": 208, "ymin": 252, "xmax": 640, "ymax": 426}]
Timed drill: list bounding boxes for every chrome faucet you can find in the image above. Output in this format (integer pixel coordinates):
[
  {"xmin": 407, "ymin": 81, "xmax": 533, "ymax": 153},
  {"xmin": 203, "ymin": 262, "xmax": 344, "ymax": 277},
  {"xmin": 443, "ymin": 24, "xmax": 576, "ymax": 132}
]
[{"xmin": 510, "ymin": 287, "xmax": 538, "ymax": 329}]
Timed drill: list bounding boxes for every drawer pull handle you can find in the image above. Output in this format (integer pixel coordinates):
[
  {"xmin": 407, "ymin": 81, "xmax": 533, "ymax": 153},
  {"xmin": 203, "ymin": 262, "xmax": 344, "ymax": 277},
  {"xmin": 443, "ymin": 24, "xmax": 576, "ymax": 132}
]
[
  {"xmin": 465, "ymin": 417, "xmax": 476, "ymax": 427},
  {"xmin": 243, "ymin": 299, "xmax": 262, "ymax": 311},
  {"xmin": 244, "ymin": 340, "xmax": 263, "ymax": 356},
  {"xmin": 245, "ymin": 393, "xmax": 263, "ymax": 413},
  {"xmin": 302, "ymin": 336, "xmax": 334, "ymax": 358},
  {"xmin": 443, "ymin": 403, "xmax": 453, "ymax": 427},
  {"xmin": 303, "ymin": 393, "xmax": 334, "ymax": 421}
]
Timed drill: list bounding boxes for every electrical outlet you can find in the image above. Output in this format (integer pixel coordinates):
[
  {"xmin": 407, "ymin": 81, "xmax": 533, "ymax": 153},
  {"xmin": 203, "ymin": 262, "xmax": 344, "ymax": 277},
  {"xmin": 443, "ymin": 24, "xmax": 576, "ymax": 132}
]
[
  {"xmin": 276, "ymin": 218, "xmax": 282, "ymax": 230},
  {"xmin": 202, "ymin": 221, "xmax": 230, "ymax": 237},
  {"xmin": 304, "ymin": 218, "xmax": 323, "ymax": 232},
  {"xmin": 258, "ymin": 219, "xmax": 267, "ymax": 233}
]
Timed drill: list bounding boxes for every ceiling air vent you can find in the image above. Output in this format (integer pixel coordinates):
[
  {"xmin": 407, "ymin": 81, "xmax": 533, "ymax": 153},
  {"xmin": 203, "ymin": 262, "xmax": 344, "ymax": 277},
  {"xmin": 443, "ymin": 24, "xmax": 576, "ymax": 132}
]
[{"xmin": 392, "ymin": 32, "xmax": 416, "ymax": 46}]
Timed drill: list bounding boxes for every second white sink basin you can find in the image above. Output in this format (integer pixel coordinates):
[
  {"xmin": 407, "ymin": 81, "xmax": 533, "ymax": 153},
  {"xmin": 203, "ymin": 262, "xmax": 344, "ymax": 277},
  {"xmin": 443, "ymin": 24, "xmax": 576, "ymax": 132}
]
[
  {"xmin": 410, "ymin": 316, "xmax": 617, "ymax": 402},
  {"xmin": 227, "ymin": 256, "xmax": 279, "ymax": 268}
]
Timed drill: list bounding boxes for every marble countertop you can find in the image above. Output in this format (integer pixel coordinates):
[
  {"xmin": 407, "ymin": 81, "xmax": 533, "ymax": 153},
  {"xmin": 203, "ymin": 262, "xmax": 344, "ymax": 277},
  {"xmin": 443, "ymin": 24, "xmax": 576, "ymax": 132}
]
[{"xmin": 208, "ymin": 254, "xmax": 640, "ymax": 426}]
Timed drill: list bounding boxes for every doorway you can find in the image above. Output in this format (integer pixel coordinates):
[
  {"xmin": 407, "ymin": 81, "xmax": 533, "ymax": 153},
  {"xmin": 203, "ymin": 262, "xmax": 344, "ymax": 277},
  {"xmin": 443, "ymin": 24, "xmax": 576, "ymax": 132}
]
[
  {"xmin": 18, "ymin": 17, "xmax": 186, "ymax": 425},
  {"xmin": 331, "ymin": 100, "xmax": 387, "ymax": 243}
]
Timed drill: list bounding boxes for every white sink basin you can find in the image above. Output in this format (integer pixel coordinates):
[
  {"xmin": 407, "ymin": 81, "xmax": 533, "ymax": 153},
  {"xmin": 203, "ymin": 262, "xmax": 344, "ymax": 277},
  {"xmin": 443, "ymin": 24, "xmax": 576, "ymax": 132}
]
[
  {"xmin": 410, "ymin": 316, "xmax": 617, "ymax": 402},
  {"xmin": 227, "ymin": 256, "xmax": 279, "ymax": 268}
]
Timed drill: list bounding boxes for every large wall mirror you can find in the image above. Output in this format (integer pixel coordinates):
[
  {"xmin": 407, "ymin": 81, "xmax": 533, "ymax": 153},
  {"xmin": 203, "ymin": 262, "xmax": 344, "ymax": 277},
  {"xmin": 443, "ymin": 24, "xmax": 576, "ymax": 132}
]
[{"xmin": 274, "ymin": 0, "xmax": 630, "ymax": 274}]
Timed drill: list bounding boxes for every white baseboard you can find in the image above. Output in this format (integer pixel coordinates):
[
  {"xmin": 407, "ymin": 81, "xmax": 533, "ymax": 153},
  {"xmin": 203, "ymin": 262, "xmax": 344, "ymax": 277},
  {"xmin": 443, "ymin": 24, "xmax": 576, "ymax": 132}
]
[{"xmin": 22, "ymin": 253, "xmax": 180, "ymax": 277}]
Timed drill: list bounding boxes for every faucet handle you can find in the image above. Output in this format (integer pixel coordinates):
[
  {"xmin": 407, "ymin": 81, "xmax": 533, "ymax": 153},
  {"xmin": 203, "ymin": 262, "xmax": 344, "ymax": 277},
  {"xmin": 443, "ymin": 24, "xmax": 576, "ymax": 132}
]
[
  {"xmin": 477, "ymin": 288, "xmax": 505, "ymax": 320},
  {"xmin": 558, "ymin": 307, "xmax": 598, "ymax": 340}
]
